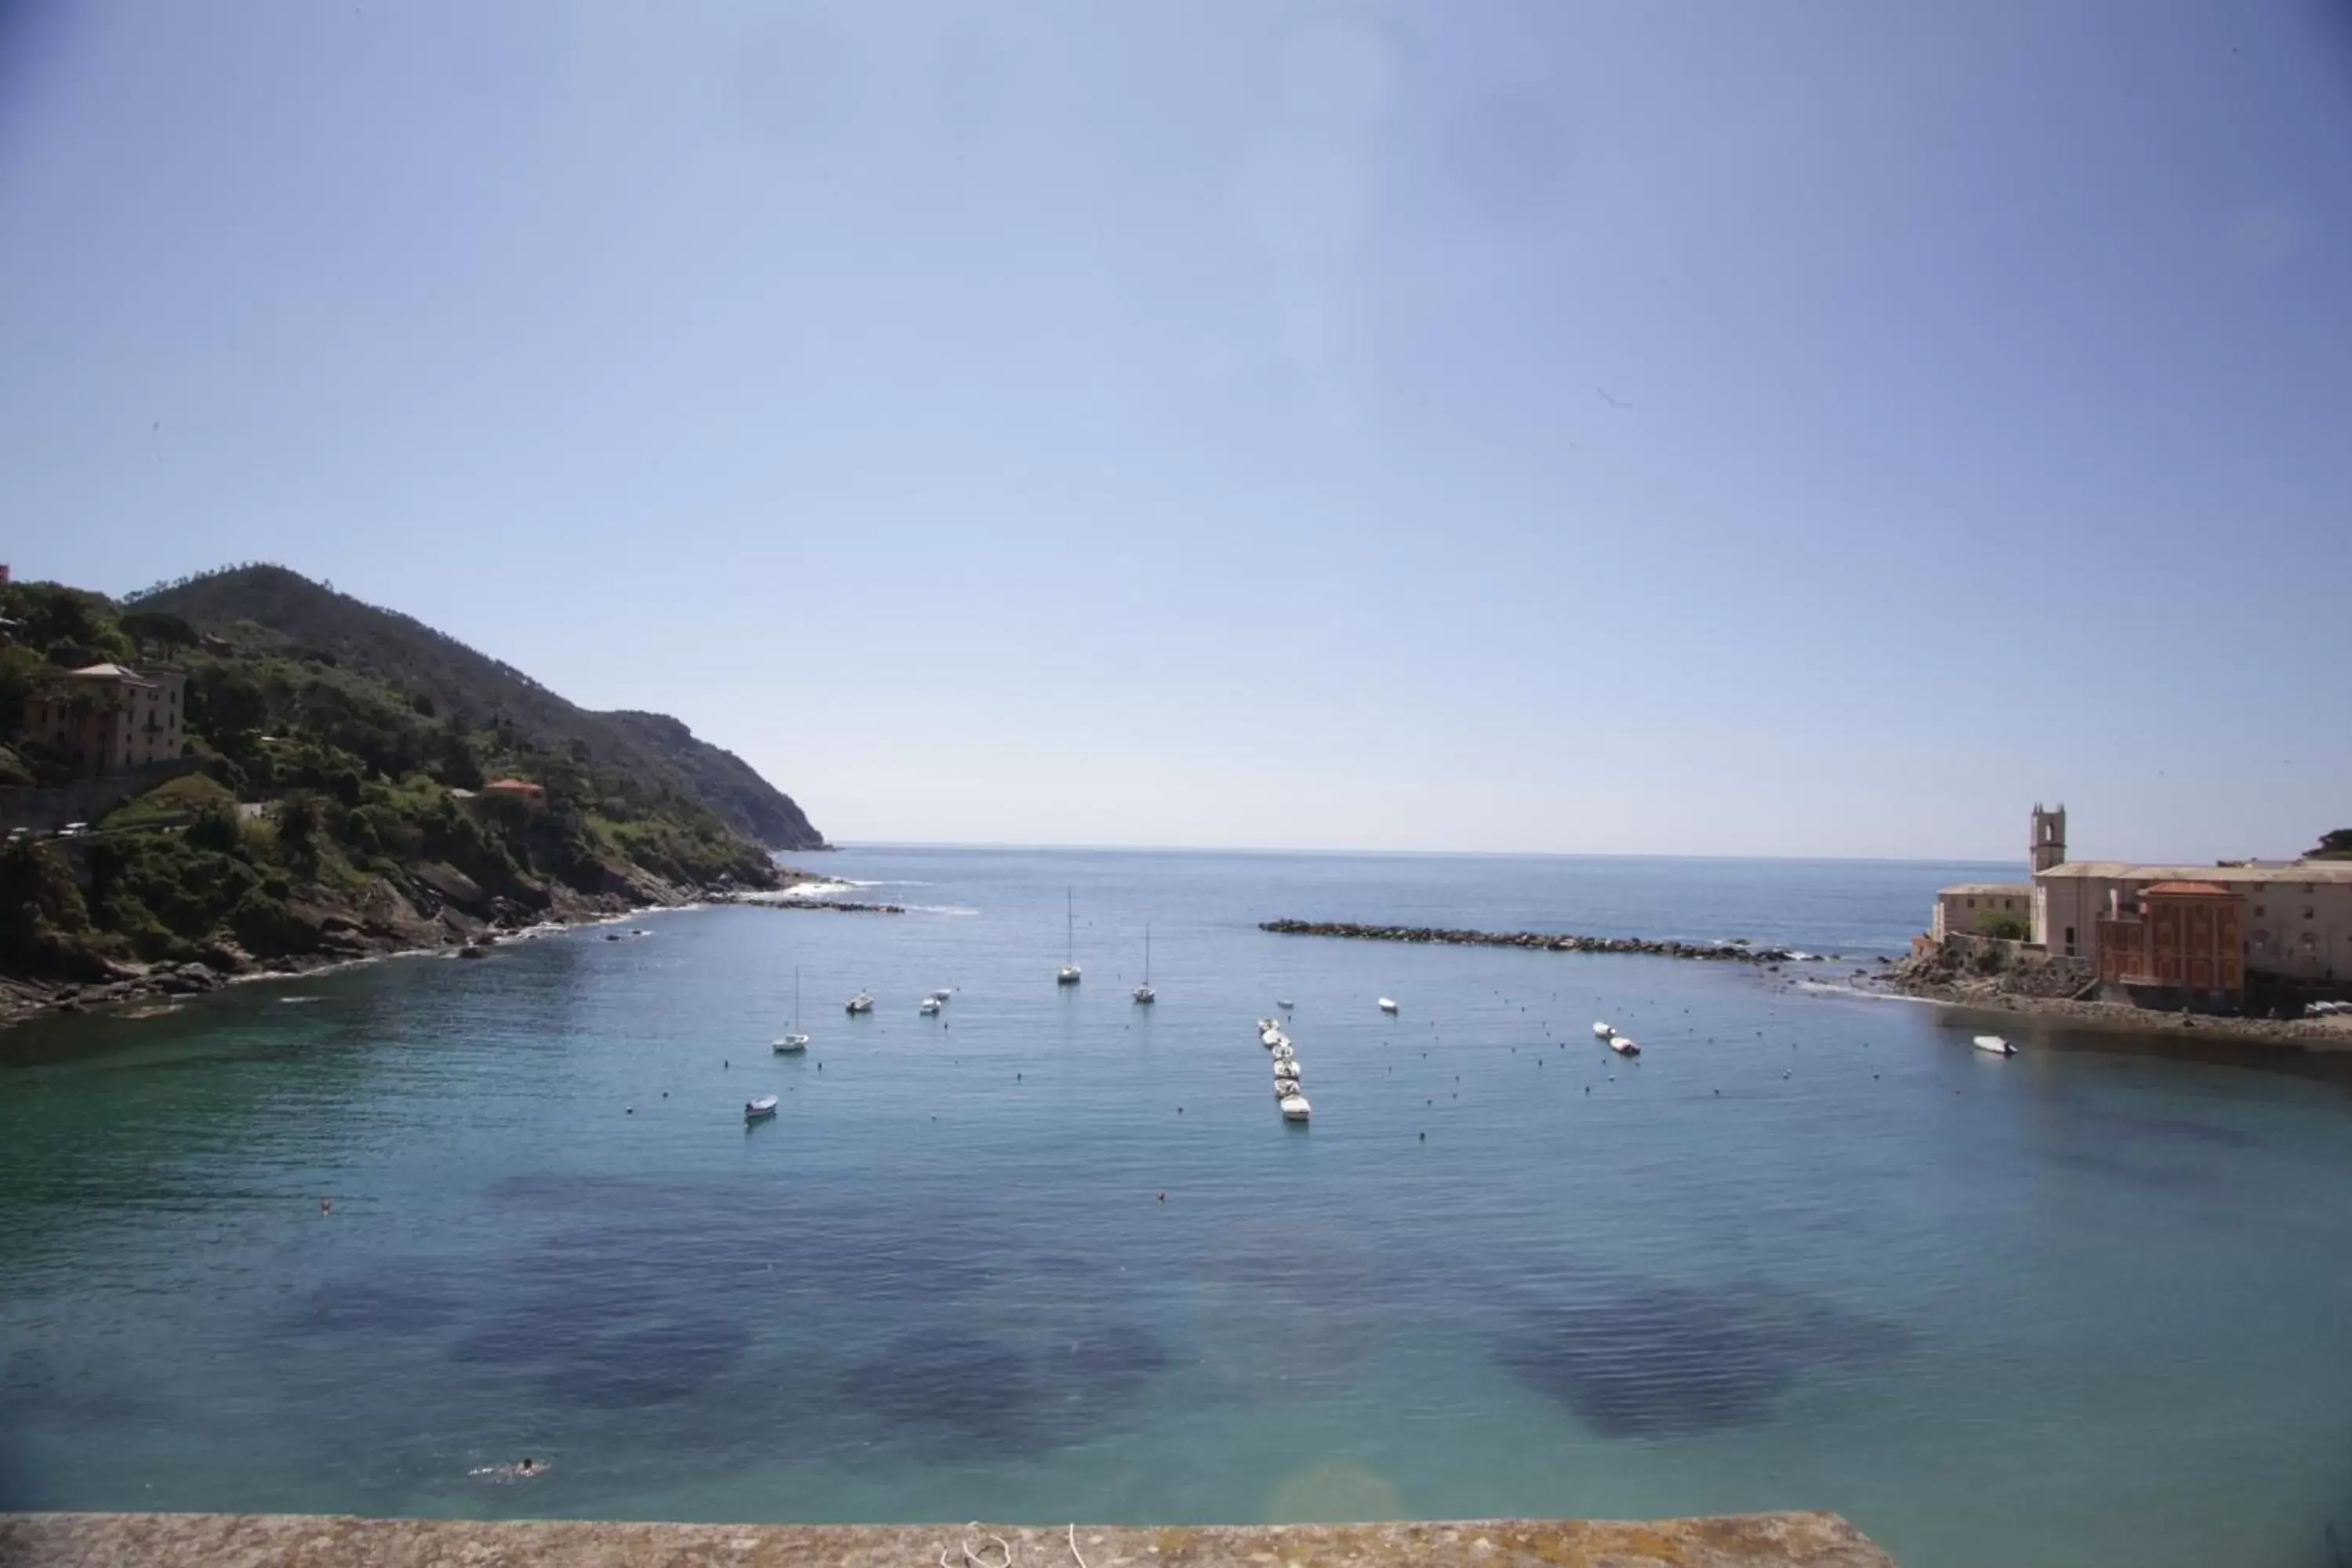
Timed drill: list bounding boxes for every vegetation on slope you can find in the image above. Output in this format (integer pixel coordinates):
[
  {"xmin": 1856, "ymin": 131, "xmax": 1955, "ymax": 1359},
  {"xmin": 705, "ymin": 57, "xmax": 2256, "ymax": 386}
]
[
  {"xmin": 125, "ymin": 564, "xmax": 823, "ymax": 849},
  {"xmin": 1, "ymin": 572, "xmax": 800, "ymax": 984}
]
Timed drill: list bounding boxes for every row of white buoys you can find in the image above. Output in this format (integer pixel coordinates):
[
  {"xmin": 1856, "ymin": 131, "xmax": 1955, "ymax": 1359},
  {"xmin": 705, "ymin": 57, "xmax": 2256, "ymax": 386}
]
[
  {"xmin": 1259, "ymin": 1018, "xmax": 1311, "ymax": 1120},
  {"xmin": 1595, "ymin": 1021, "xmax": 1640, "ymax": 1056}
]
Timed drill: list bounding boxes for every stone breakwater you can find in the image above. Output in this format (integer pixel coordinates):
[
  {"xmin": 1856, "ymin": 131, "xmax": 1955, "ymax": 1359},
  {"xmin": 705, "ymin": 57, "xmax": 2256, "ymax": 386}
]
[
  {"xmin": 1261, "ymin": 920, "xmax": 1799, "ymax": 964},
  {"xmin": 729, "ymin": 898, "xmax": 906, "ymax": 915}
]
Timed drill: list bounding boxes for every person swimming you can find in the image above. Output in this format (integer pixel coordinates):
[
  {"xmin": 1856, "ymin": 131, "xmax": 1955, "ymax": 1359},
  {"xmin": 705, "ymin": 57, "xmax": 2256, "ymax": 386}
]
[{"xmin": 468, "ymin": 1456, "xmax": 546, "ymax": 1483}]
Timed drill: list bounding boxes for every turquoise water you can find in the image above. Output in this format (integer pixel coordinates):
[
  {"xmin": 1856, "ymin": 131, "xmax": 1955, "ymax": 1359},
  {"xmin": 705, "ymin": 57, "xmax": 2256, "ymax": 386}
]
[{"xmin": 6, "ymin": 848, "xmax": 2352, "ymax": 1567}]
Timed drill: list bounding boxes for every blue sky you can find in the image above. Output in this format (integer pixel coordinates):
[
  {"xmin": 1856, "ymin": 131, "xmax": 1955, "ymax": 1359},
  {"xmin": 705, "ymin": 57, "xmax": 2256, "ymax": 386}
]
[{"xmin": 3, "ymin": 1, "xmax": 2347, "ymax": 862}]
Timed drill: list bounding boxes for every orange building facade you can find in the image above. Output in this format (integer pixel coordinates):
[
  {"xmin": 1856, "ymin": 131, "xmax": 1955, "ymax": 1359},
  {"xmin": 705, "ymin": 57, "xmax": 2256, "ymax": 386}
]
[{"xmin": 2096, "ymin": 881, "xmax": 2245, "ymax": 1000}]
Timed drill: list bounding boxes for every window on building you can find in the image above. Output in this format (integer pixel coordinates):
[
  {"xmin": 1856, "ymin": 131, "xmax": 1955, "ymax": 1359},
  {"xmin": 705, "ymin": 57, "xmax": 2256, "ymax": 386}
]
[
  {"xmin": 1966, "ymin": 898, "xmax": 1976, "ymax": 909},
  {"xmin": 2064, "ymin": 926, "xmax": 2076, "ymax": 953},
  {"xmin": 2306, "ymin": 908, "xmax": 2317, "ymax": 921},
  {"xmin": 2256, "ymin": 904, "xmax": 2266, "ymax": 917}
]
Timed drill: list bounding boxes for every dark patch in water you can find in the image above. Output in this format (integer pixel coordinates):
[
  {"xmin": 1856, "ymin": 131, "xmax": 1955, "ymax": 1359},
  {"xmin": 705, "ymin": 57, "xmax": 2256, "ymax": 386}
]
[
  {"xmin": 843, "ymin": 1330, "xmax": 1034, "ymax": 1448},
  {"xmin": 1494, "ymin": 1279, "xmax": 1908, "ymax": 1439},
  {"xmin": 553, "ymin": 1316, "xmax": 755, "ymax": 1409},
  {"xmin": 2071, "ymin": 1107, "xmax": 2261, "ymax": 1149},
  {"xmin": 439, "ymin": 1178, "xmax": 1022, "ymax": 1414},
  {"xmin": 842, "ymin": 1318, "xmax": 1170, "ymax": 1457},
  {"xmin": 2045, "ymin": 1146, "xmax": 2207, "ymax": 1192},
  {"xmin": 289, "ymin": 1276, "xmax": 460, "ymax": 1338}
]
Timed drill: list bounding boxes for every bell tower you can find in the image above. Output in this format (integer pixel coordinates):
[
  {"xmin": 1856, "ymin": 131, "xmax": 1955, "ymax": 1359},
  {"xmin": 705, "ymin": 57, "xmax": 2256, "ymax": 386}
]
[{"xmin": 2030, "ymin": 803, "xmax": 2067, "ymax": 874}]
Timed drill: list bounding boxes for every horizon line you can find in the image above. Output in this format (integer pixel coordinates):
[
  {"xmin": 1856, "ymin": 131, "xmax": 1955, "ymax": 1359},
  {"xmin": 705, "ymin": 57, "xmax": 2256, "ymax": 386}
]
[{"xmin": 809, "ymin": 840, "xmax": 2024, "ymax": 866}]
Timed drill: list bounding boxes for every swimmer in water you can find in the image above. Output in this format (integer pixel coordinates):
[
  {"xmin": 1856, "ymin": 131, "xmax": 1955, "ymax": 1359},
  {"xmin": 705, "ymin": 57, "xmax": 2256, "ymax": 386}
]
[{"xmin": 469, "ymin": 1456, "xmax": 546, "ymax": 1483}]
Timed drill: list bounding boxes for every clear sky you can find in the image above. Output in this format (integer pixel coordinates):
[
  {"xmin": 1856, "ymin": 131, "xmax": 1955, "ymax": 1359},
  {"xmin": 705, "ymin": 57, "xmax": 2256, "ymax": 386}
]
[{"xmin": 4, "ymin": 1, "xmax": 2347, "ymax": 863}]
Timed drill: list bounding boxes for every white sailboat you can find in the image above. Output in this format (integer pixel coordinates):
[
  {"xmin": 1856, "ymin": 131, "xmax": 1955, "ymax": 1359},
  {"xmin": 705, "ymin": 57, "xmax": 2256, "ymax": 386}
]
[
  {"xmin": 1132, "ymin": 923, "xmax": 1156, "ymax": 1004},
  {"xmin": 1057, "ymin": 887, "xmax": 1081, "ymax": 985},
  {"xmin": 772, "ymin": 967, "xmax": 810, "ymax": 1053}
]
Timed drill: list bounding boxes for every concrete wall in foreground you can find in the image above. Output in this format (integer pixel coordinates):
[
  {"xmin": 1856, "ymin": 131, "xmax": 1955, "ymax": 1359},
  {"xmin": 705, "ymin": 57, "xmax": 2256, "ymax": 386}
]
[{"xmin": 0, "ymin": 1512, "xmax": 1899, "ymax": 1568}]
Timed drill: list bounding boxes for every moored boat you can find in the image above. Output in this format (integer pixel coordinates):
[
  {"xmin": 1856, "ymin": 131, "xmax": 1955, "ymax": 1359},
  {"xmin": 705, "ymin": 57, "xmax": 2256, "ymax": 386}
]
[
  {"xmin": 1973, "ymin": 1034, "xmax": 2016, "ymax": 1056},
  {"xmin": 1057, "ymin": 887, "xmax": 1082, "ymax": 985},
  {"xmin": 744, "ymin": 1094, "xmax": 779, "ymax": 1121},
  {"xmin": 1279, "ymin": 1094, "xmax": 1312, "ymax": 1122},
  {"xmin": 775, "ymin": 968, "xmax": 811, "ymax": 1051}
]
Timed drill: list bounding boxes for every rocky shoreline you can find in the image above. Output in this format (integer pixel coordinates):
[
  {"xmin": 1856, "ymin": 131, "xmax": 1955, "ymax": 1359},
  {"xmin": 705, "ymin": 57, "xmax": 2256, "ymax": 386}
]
[
  {"xmin": 0, "ymin": 871, "xmax": 816, "ymax": 1031},
  {"xmin": 1260, "ymin": 918, "xmax": 1813, "ymax": 964},
  {"xmin": 1857, "ymin": 948, "xmax": 2352, "ymax": 1051}
]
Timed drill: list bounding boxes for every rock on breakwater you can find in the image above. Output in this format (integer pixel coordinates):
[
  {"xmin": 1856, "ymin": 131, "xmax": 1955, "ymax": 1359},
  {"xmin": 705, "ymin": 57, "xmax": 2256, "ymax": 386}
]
[{"xmin": 1261, "ymin": 920, "xmax": 1798, "ymax": 963}]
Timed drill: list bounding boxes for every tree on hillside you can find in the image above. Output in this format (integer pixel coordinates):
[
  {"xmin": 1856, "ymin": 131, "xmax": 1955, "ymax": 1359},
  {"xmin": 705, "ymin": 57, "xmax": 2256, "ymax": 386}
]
[
  {"xmin": 2311, "ymin": 829, "xmax": 2352, "ymax": 861},
  {"xmin": 275, "ymin": 791, "xmax": 326, "ymax": 868},
  {"xmin": 118, "ymin": 610, "xmax": 198, "ymax": 662},
  {"xmin": 1, "ymin": 583, "xmax": 133, "ymax": 667}
]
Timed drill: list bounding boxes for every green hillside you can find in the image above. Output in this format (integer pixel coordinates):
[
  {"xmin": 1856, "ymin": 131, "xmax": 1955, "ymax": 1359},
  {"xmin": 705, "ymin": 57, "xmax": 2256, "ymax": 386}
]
[
  {"xmin": 0, "ymin": 568, "xmax": 811, "ymax": 986},
  {"xmin": 129, "ymin": 565, "xmax": 822, "ymax": 849}
]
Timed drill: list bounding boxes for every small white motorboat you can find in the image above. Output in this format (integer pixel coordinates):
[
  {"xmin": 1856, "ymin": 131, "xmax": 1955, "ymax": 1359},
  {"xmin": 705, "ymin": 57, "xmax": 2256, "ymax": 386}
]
[
  {"xmin": 1377, "ymin": 997, "xmax": 1399, "ymax": 1014},
  {"xmin": 844, "ymin": 991, "xmax": 874, "ymax": 1014},
  {"xmin": 1592, "ymin": 1021, "xmax": 1615, "ymax": 1039},
  {"xmin": 919, "ymin": 996, "xmax": 942, "ymax": 1015},
  {"xmin": 928, "ymin": 988, "xmax": 953, "ymax": 1004},
  {"xmin": 1274, "ymin": 1077, "xmax": 1301, "ymax": 1098},
  {"xmin": 1609, "ymin": 1036, "xmax": 1640, "ymax": 1057},
  {"xmin": 1274, "ymin": 1053, "xmax": 1301, "ymax": 1076},
  {"xmin": 1973, "ymin": 1034, "xmax": 2016, "ymax": 1056},
  {"xmin": 1278, "ymin": 998, "xmax": 1294, "ymax": 1010},
  {"xmin": 1261, "ymin": 1028, "xmax": 1290, "ymax": 1050},
  {"xmin": 744, "ymin": 1094, "xmax": 779, "ymax": 1121},
  {"xmin": 1279, "ymin": 1094, "xmax": 1312, "ymax": 1122}
]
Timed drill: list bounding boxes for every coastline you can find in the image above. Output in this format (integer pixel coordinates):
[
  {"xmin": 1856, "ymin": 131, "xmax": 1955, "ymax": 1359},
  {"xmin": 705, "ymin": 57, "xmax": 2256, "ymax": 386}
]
[
  {"xmin": 1785, "ymin": 970, "xmax": 2352, "ymax": 1052},
  {"xmin": 0, "ymin": 866, "xmax": 829, "ymax": 1032}
]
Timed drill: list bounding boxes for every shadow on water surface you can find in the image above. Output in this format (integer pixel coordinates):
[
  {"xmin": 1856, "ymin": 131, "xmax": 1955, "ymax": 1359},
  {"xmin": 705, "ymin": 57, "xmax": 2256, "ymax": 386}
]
[
  {"xmin": 842, "ymin": 1319, "xmax": 1171, "ymax": 1460},
  {"xmin": 1494, "ymin": 1276, "xmax": 1911, "ymax": 1439}
]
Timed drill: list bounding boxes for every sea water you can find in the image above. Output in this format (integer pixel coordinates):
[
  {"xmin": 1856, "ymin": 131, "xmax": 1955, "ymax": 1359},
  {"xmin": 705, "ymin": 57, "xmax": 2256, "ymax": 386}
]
[{"xmin": 5, "ymin": 848, "xmax": 2351, "ymax": 1568}]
